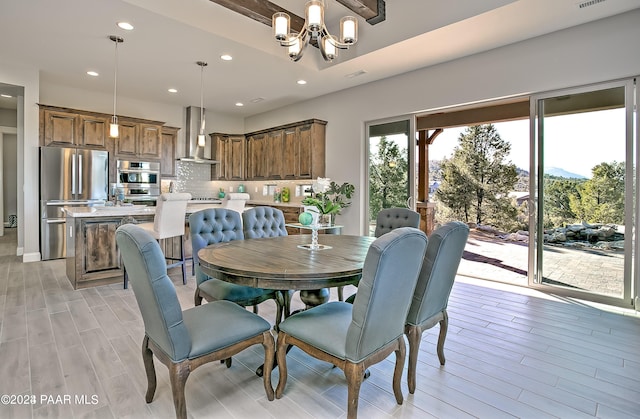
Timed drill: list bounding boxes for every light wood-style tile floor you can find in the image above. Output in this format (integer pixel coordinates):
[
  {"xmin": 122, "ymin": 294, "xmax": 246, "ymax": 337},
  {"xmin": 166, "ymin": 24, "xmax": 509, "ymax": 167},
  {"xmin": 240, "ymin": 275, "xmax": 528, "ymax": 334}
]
[{"xmin": 0, "ymin": 228, "xmax": 639, "ymax": 418}]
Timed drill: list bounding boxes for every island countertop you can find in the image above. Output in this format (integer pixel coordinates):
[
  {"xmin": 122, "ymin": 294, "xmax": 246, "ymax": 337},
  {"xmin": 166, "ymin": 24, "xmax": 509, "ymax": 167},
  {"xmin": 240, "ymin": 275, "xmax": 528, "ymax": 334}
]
[{"xmin": 63, "ymin": 203, "xmax": 223, "ymax": 218}]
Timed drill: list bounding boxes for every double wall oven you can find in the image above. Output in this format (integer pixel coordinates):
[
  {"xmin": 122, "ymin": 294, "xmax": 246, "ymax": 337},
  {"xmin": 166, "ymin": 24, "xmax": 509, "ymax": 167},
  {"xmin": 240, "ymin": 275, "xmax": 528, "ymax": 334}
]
[{"xmin": 115, "ymin": 160, "xmax": 160, "ymax": 205}]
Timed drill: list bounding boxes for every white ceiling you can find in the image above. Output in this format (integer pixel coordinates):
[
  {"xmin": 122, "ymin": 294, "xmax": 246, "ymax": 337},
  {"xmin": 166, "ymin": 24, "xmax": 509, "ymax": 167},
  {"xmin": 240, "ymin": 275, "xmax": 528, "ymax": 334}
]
[{"xmin": 1, "ymin": 0, "xmax": 639, "ymax": 115}]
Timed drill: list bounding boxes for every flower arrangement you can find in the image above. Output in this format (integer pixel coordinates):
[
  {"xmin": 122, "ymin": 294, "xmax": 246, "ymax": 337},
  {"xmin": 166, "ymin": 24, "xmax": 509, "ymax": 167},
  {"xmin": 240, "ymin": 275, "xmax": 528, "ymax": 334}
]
[{"xmin": 302, "ymin": 178, "xmax": 355, "ymax": 216}]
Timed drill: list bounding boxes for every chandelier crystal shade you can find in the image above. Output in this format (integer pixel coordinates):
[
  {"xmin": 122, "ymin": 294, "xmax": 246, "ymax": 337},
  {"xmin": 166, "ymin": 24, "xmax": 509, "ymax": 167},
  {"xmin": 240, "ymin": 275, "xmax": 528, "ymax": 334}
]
[
  {"xmin": 196, "ymin": 61, "xmax": 208, "ymax": 147},
  {"xmin": 273, "ymin": 1, "xmax": 358, "ymax": 62},
  {"xmin": 108, "ymin": 35, "xmax": 124, "ymax": 138}
]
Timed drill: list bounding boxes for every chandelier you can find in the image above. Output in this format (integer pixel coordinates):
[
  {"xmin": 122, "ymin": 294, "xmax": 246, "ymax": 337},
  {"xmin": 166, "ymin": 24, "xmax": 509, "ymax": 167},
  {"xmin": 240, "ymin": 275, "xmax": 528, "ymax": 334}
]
[{"xmin": 272, "ymin": 0, "xmax": 358, "ymax": 62}]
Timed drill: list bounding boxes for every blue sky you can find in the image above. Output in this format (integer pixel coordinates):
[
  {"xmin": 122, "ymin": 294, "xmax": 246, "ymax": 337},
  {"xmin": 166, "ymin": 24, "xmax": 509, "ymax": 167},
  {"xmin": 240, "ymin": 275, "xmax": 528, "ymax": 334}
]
[{"xmin": 428, "ymin": 108, "xmax": 627, "ymax": 179}]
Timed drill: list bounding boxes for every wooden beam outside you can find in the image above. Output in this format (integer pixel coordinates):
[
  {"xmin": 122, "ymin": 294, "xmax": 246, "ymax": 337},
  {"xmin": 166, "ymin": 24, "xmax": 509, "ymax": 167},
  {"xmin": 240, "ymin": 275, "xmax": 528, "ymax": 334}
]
[
  {"xmin": 417, "ymin": 128, "xmax": 443, "ymax": 202},
  {"xmin": 416, "ymin": 100, "xmax": 529, "ymax": 131},
  {"xmin": 209, "ymin": 0, "xmax": 305, "ymax": 32},
  {"xmin": 336, "ymin": 0, "xmax": 386, "ymax": 24}
]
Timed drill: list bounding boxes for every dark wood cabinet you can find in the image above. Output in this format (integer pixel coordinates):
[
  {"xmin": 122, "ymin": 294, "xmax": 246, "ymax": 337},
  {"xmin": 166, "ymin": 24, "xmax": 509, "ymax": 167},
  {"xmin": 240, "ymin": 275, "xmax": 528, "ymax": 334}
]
[
  {"xmin": 160, "ymin": 126, "xmax": 179, "ymax": 178},
  {"xmin": 115, "ymin": 120, "xmax": 139, "ymax": 156},
  {"xmin": 79, "ymin": 115, "xmax": 109, "ymax": 148},
  {"xmin": 211, "ymin": 133, "xmax": 245, "ymax": 180},
  {"xmin": 83, "ymin": 219, "xmax": 120, "ymax": 274},
  {"xmin": 139, "ymin": 124, "xmax": 162, "ymax": 159},
  {"xmin": 247, "ymin": 133, "xmax": 268, "ymax": 180},
  {"xmin": 42, "ymin": 109, "xmax": 78, "ymax": 146},
  {"xmin": 245, "ymin": 119, "xmax": 326, "ymax": 180},
  {"xmin": 282, "ymin": 127, "xmax": 297, "ymax": 178},
  {"xmin": 267, "ymin": 130, "xmax": 285, "ymax": 179},
  {"xmin": 115, "ymin": 121, "xmax": 162, "ymax": 159},
  {"xmin": 66, "ymin": 215, "xmax": 154, "ymax": 289}
]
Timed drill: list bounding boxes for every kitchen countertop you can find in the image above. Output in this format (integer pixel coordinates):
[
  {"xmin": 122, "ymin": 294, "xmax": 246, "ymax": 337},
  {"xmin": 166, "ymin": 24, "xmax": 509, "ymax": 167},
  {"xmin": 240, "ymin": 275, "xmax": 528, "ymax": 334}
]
[
  {"xmin": 247, "ymin": 200, "xmax": 304, "ymax": 208},
  {"xmin": 63, "ymin": 203, "xmax": 223, "ymax": 218},
  {"xmin": 63, "ymin": 201, "xmax": 304, "ymax": 218}
]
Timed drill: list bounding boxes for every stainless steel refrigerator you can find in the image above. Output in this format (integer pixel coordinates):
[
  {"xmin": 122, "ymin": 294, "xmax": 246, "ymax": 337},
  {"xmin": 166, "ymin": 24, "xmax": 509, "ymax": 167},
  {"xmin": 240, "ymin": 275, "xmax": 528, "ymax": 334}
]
[{"xmin": 40, "ymin": 147, "xmax": 109, "ymax": 260}]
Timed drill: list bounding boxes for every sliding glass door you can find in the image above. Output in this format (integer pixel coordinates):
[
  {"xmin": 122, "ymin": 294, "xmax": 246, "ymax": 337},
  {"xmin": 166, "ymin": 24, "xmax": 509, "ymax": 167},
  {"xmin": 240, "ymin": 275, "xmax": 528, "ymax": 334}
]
[
  {"xmin": 531, "ymin": 80, "xmax": 636, "ymax": 307},
  {"xmin": 366, "ymin": 118, "xmax": 414, "ymax": 235}
]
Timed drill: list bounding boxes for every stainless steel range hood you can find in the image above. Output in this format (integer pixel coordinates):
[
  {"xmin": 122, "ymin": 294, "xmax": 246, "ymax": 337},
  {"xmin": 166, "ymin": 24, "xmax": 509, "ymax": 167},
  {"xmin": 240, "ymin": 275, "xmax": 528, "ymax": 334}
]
[{"xmin": 178, "ymin": 106, "xmax": 219, "ymax": 164}]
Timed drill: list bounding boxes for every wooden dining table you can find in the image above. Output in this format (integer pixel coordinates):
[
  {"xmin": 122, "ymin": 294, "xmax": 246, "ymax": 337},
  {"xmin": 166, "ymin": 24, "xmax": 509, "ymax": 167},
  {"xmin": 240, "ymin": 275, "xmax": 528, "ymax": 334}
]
[{"xmin": 197, "ymin": 234, "xmax": 375, "ymax": 293}]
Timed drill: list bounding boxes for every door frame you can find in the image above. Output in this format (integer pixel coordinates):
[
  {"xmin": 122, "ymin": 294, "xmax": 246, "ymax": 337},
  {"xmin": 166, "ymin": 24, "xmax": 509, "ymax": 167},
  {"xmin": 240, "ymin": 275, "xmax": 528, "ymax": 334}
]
[
  {"xmin": 528, "ymin": 78, "xmax": 637, "ymax": 309},
  {"xmin": 364, "ymin": 115, "xmax": 416, "ymax": 234}
]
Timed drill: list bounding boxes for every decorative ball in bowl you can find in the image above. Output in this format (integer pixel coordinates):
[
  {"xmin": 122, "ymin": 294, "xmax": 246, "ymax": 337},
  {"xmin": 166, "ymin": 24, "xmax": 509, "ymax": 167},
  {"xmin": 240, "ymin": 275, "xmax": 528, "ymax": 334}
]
[{"xmin": 299, "ymin": 211, "xmax": 314, "ymax": 226}]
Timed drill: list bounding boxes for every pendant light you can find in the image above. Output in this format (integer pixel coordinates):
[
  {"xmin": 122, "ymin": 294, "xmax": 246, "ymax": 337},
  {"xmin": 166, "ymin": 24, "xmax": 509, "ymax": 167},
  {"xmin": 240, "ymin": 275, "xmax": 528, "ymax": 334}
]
[
  {"xmin": 196, "ymin": 61, "xmax": 208, "ymax": 147},
  {"xmin": 109, "ymin": 35, "xmax": 124, "ymax": 138}
]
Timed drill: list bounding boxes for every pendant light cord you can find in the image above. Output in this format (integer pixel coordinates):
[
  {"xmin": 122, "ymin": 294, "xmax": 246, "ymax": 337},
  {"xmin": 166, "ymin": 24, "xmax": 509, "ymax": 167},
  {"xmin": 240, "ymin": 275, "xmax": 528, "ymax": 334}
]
[
  {"xmin": 113, "ymin": 40, "xmax": 118, "ymax": 118},
  {"xmin": 197, "ymin": 61, "xmax": 208, "ymax": 134}
]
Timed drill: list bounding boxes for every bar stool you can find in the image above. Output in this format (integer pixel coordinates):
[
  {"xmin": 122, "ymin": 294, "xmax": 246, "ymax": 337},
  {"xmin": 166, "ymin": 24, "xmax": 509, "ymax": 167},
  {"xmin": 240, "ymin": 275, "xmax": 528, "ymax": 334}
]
[{"xmin": 123, "ymin": 192, "xmax": 192, "ymax": 288}]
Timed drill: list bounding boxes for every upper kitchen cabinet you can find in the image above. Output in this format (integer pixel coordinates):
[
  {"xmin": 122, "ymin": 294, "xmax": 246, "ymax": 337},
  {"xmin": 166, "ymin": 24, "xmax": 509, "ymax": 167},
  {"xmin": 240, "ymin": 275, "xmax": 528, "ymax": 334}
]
[
  {"xmin": 296, "ymin": 121, "xmax": 325, "ymax": 179},
  {"xmin": 246, "ymin": 133, "xmax": 268, "ymax": 180},
  {"xmin": 212, "ymin": 133, "xmax": 246, "ymax": 180},
  {"xmin": 78, "ymin": 114, "xmax": 109, "ymax": 148},
  {"xmin": 161, "ymin": 126, "xmax": 179, "ymax": 178},
  {"xmin": 115, "ymin": 120, "xmax": 162, "ymax": 159},
  {"xmin": 245, "ymin": 119, "xmax": 326, "ymax": 180},
  {"xmin": 40, "ymin": 105, "xmax": 108, "ymax": 149}
]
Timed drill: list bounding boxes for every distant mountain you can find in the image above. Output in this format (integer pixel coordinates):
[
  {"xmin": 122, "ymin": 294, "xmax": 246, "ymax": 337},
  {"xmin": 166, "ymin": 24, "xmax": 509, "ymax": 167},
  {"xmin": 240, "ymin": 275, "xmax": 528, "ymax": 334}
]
[{"xmin": 545, "ymin": 167, "xmax": 587, "ymax": 179}]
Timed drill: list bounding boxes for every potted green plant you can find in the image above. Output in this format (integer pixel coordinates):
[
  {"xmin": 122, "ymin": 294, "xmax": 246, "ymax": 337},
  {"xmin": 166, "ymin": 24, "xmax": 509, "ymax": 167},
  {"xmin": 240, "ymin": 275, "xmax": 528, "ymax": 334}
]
[{"xmin": 302, "ymin": 178, "xmax": 355, "ymax": 225}]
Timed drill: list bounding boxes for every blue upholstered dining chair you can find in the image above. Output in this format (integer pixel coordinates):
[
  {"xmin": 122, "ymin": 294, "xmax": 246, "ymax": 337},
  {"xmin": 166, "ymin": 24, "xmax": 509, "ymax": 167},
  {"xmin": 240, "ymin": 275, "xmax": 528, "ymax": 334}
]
[
  {"xmin": 405, "ymin": 221, "xmax": 469, "ymax": 394},
  {"xmin": 374, "ymin": 207, "xmax": 421, "ymax": 237},
  {"xmin": 342, "ymin": 206, "xmax": 422, "ymax": 303},
  {"xmin": 115, "ymin": 224, "xmax": 275, "ymax": 419},
  {"xmin": 274, "ymin": 227, "xmax": 428, "ymax": 419},
  {"xmin": 242, "ymin": 206, "xmax": 288, "ymax": 238},
  {"xmin": 189, "ymin": 208, "xmax": 283, "ymax": 359}
]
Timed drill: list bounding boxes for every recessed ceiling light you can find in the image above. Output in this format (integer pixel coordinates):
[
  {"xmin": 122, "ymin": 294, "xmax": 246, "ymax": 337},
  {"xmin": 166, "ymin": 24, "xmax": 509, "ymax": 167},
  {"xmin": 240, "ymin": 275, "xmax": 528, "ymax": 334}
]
[
  {"xmin": 297, "ymin": 80, "xmax": 307, "ymax": 85},
  {"xmin": 87, "ymin": 71, "xmax": 99, "ymax": 77},
  {"xmin": 235, "ymin": 102, "xmax": 244, "ymax": 107},
  {"xmin": 220, "ymin": 54, "xmax": 233, "ymax": 61},
  {"xmin": 117, "ymin": 22, "xmax": 134, "ymax": 30},
  {"xmin": 168, "ymin": 88, "xmax": 178, "ymax": 93},
  {"xmin": 250, "ymin": 97, "xmax": 264, "ymax": 103},
  {"xmin": 0, "ymin": 94, "xmax": 12, "ymax": 98}
]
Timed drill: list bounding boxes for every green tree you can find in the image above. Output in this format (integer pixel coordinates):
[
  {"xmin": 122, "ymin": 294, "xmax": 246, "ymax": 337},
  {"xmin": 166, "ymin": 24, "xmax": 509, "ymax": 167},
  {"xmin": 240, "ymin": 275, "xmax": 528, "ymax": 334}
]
[
  {"xmin": 369, "ymin": 136, "xmax": 408, "ymax": 220},
  {"xmin": 570, "ymin": 161, "xmax": 625, "ymax": 224},
  {"xmin": 435, "ymin": 124, "xmax": 518, "ymax": 229},
  {"xmin": 543, "ymin": 176, "xmax": 581, "ymax": 228}
]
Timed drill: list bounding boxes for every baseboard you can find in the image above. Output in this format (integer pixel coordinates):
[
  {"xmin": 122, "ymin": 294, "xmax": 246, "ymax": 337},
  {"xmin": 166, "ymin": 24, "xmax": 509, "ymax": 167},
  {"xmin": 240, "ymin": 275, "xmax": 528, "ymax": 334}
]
[{"xmin": 23, "ymin": 251, "xmax": 41, "ymax": 262}]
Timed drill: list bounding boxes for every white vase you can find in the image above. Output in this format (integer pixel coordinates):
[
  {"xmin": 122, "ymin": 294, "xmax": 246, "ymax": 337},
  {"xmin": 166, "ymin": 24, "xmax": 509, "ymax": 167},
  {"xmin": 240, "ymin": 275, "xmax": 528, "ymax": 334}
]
[{"xmin": 303, "ymin": 206, "xmax": 320, "ymax": 225}]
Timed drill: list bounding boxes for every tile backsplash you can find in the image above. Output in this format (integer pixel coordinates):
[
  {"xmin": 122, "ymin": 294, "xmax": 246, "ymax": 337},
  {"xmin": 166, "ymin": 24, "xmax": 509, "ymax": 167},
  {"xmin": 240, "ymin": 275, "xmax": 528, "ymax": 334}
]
[{"xmin": 162, "ymin": 161, "xmax": 315, "ymax": 202}]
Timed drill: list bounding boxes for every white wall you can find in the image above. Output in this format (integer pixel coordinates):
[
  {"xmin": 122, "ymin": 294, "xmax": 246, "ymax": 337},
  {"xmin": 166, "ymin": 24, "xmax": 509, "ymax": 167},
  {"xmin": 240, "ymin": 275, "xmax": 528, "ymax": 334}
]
[
  {"xmin": 0, "ymin": 60, "xmax": 39, "ymax": 260},
  {"xmin": 245, "ymin": 10, "xmax": 640, "ymax": 237}
]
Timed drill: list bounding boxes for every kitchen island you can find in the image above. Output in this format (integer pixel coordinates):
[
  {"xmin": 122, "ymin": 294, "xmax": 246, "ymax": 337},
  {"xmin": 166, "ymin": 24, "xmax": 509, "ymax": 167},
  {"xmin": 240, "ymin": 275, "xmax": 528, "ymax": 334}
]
[{"xmin": 63, "ymin": 203, "xmax": 222, "ymax": 289}]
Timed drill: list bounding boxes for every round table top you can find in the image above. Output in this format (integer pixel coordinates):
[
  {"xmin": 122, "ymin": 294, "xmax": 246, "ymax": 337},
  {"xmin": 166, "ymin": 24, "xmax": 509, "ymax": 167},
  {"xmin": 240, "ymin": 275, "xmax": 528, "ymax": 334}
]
[{"xmin": 198, "ymin": 234, "xmax": 376, "ymax": 290}]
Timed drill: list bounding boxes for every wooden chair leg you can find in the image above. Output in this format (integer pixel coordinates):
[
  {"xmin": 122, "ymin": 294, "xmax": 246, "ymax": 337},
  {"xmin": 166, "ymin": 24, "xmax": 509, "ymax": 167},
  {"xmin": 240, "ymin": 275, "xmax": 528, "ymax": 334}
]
[
  {"xmin": 275, "ymin": 331, "xmax": 289, "ymax": 399},
  {"xmin": 123, "ymin": 267, "xmax": 128, "ymax": 289},
  {"xmin": 337, "ymin": 286, "xmax": 344, "ymax": 301},
  {"xmin": 194, "ymin": 289, "xmax": 203, "ymax": 306},
  {"xmin": 142, "ymin": 336, "xmax": 157, "ymax": 403},
  {"xmin": 392, "ymin": 337, "xmax": 406, "ymax": 405},
  {"xmin": 405, "ymin": 325, "xmax": 420, "ymax": 394},
  {"xmin": 261, "ymin": 330, "xmax": 276, "ymax": 401},
  {"xmin": 437, "ymin": 310, "xmax": 448, "ymax": 365},
  {"xmin": 168, "ymin": 361, "xmax": 190, "ymax": 419},
  {"xmin": 180, "ymin": 236, "xmax": 187, "ymax": 285},
  {"xmin": 344, "ymin": 362, "xmax": 365, "ymax": 419}
]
